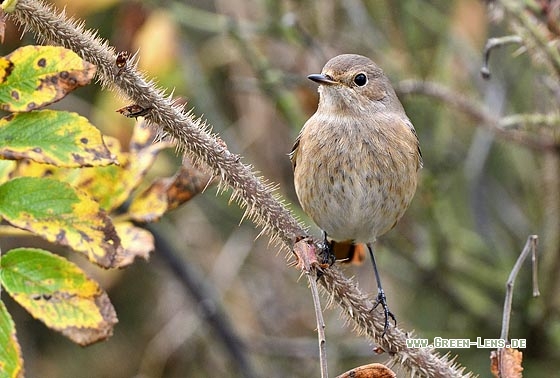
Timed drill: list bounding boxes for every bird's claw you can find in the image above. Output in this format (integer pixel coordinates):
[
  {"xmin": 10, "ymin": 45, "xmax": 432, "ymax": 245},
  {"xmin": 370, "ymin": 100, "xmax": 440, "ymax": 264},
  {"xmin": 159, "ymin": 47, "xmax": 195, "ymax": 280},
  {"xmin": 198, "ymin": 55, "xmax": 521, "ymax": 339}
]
[{"xmin": 372, "ymin": 290, "xmax": 397, "ymax": 337}]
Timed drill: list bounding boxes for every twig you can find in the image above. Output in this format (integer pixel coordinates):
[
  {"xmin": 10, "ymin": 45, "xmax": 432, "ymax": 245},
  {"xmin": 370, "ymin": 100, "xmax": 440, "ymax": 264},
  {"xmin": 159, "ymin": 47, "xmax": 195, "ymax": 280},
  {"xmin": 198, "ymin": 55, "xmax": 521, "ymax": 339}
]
[
  {"xmin": 396, "ymin": 80, "xmax": 559, "ymax": 152},
  {"xmin": 310, "ymin": 273, "xmax": 328, "ymax": 378},
  {"xmin": 500, "ymin": 235, "xmax": 539, "ymax": 342},
  {"xmin": 491, "ymin": 235, "xmax": 539, "ymax": 378},
  {"xmin": 499, "ymin": 113, "xmax": 560, "ymax": 130},
  {"xmin": 293, "ymin": 239, "xmax": 328, "ymax": 378},
  {"xmin": 480, "ymin": 35, "xmax": 523, "ymax": 79},
  {"xmin": 145, "ymin": 224, "xmax": 259, "ymax": 378},
  {"xmin": 497, "ymin": 0, "xmax": 560, "ymax": 80},
  {"xmin": 320, "ymin": 268, "xmax": 470, "ymax": 378}
]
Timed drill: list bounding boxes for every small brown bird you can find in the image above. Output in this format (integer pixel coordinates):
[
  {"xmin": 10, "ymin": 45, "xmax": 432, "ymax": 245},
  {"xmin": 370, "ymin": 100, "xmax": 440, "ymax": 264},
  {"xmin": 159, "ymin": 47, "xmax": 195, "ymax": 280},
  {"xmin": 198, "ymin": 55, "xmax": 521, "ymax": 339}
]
[{"xmin": 291, "ymin": 54, "xmax": 422, "ymax": 335}]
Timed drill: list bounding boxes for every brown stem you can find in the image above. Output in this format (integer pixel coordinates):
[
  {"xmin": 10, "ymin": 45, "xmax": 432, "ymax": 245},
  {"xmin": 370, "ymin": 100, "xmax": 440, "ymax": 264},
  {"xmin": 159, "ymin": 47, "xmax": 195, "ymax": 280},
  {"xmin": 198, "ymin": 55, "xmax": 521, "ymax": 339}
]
[{"xmin": 396, "ymin": 80, "xmax": 559, "ymax": 152}]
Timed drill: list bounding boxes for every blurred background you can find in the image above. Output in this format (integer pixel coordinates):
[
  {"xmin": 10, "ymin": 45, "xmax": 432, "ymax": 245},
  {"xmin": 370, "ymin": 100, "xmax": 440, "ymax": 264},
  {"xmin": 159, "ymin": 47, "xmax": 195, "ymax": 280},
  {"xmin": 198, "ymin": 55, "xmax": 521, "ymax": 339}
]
[{"xmin": 1, "ymin": 0, "xmax": 559, "ymax": 376}]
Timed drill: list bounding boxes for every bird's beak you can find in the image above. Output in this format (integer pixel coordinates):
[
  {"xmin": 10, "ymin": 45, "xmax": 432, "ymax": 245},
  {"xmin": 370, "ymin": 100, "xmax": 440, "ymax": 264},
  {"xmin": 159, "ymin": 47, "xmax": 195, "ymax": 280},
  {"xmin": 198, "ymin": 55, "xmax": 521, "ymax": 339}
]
[{"xmin": 307, "ymin": 73, "xmax": 338, "ymax": 85}]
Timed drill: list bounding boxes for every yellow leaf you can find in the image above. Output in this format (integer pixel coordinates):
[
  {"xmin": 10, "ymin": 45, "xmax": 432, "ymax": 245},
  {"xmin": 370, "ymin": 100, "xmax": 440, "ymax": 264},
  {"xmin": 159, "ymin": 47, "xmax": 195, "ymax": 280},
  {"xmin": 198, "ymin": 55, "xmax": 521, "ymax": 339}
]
[
  {"xmin": 129, "ymin": 161, "xmax": 212, "ymax": 222},
  {"xmin": 0, "ymin": 301, "xmax": 24, "ymax": 378},
  {"xmin": 114, "ymin": 222, "xmax": 154, "ymax": 267},
  {"xmin": 0, "ymin": 56, "xmax": 13, "ymax": 84},
  {"xmin": 0, "ymin": 248, "xmax": 117, "ymax": 346}
]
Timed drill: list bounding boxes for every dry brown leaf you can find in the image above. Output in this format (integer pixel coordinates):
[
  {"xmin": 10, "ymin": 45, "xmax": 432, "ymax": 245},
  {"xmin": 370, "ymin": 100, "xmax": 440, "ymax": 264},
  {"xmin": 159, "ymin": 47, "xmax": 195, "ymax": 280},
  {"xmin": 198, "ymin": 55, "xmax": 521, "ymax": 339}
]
[
  {"xmin": 490, "ymin": 347, "xmax": 523, "ymax": 378},
  {"xmin": 336, "ymin": 363, "xmax": 396, "ymax": 378}
]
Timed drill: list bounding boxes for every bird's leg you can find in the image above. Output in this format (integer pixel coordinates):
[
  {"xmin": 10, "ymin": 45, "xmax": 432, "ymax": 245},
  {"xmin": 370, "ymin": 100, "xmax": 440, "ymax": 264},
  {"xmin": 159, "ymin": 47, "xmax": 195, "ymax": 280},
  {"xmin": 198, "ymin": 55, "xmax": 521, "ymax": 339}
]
[
  {"xmin": 312, "ymin": 231, "xmax": 336, "ymax": 281},
  {"xmin": 320, "ymin": 230, "xmax": 336, "ymax": 266},
  {"xmin": 367, "ymin": 243, "xmax": 396, "ymax": 337}
]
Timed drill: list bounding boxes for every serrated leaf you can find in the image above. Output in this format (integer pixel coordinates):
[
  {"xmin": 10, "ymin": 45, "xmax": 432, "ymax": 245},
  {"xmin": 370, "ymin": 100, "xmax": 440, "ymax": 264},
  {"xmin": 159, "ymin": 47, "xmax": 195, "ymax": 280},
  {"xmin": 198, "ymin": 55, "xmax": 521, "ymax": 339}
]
[
  {"xmin": 0, "ymin": 110, "xmax": 115, "ymax": 167},
  {"xmin": 129, "ymin": 120, "xmax": 159, "ymax": 152},
  {"xmin": 114, "ymin": 222, "xmax": 154, "ymax": 267},
  {"xmin": 15, "ymin": 129, "xmax": 171, "ymax": 212},
  {"xmin": 0, "ymin": 177, "xmax": 121, "ymax": 268},
  {"xmin": 53, "ymin": 135, "xmax": 166, "ymax": 212},
  {"xmin": 129, "ymin": 161, "xmax": 212, "ymax": 222},
  {"xmin": 0, "ymin": 46, "xmax": 96, "ymax": 112},
  {"xmin": 55, "ymin": 136, "xmax": 131, "ymax": 211},
  {"xmin": 0, "ymin": 248, "xmax": 117, "ymax": 346},
  {"xmin": 0, "ymin": 300, "xmax": 24, "ymax": 378}
]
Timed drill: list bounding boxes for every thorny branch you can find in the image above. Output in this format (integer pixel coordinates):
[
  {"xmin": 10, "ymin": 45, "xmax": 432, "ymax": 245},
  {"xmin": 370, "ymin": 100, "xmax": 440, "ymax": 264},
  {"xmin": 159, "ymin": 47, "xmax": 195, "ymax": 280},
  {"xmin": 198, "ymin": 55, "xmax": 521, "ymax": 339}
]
[{"xmin": 498, "ymin": 0, "xmax": 560, "ymax": 80}]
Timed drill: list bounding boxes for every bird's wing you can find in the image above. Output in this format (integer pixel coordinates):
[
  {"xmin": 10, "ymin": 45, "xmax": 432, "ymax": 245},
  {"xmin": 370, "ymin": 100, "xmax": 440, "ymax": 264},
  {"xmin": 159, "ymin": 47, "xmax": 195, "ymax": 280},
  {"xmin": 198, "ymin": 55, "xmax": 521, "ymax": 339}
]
[
  {"xmin": 403, "ymin": 118, "xmax": 423, "ymax": 170},
  {"xmin": 289, "ymin": 137, "xmax": 300, "ymax": 170}
]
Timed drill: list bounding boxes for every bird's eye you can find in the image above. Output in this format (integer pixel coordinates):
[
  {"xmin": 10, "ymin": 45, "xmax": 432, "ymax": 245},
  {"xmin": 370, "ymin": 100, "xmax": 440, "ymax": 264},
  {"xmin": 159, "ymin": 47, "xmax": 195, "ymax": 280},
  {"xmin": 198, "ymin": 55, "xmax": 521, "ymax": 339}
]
[{"xmin": 353, "ymin": 73, "xmax": 367, "ymax": 86}]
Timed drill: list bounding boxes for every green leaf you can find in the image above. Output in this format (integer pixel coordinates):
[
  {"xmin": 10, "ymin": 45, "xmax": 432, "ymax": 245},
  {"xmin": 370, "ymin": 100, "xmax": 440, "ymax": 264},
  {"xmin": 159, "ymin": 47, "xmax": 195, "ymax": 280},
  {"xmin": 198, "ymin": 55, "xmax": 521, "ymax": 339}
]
[
  {"xmin": 0, "ymin": 45, "xmax": 96, "ymax": 112},
  {"xmin": 0, "ymin": 110, "xmax": 115, "ymax": 167},
  {"xmin": 0, "ymin": 300, "xmax": 24, "ymax": 378},
  {"xmin": 0, "ymin": 177, "xmax": 122, "ymax": 268},
  {"xmin": 16, "ymin": 132, "xmax": 171, "ymax": 213},
  {"xmin": 0, "ymin": 248, "xmax": 118, "ymax": 346}
]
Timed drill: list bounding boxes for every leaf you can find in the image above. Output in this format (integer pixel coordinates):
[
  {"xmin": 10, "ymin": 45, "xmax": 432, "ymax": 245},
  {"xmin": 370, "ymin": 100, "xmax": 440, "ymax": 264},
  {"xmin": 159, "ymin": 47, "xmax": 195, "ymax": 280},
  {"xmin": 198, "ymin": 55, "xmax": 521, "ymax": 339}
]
[
  {"xmin": 54, "ymin": 136, "xmax": 133, "ymax": 211},
  {"xmin": 0, "ymin": 300, "xmax": 24, "ymax": 378},
  {"xmin": 65, "ymin": 135, "xmax": 169, "ymax": 211},
  {"xmin": 0, "ymin": 248, "xmax": 118, "ymax": 346},
  {"xmin": 0, "ymin": 110, "xmax": 115, "ymax": 167},
  {"xmin": 129, "ymin": 161, "xmax": 212, "ymax": 222},
  {"xmin": 0, "ymin": 177, "xmax": 122, "ymax": 268},
  {"xmin": 0, "ymin": 45, "xmax": 96, "ymax": 112},
  {"xmin": 0, "ymin": 160, "xmax": 16, "ymax": 184},
  {"xmin": 129, "ymin": 119, "xmax": 159, "ymax": 152},
  {"xmin": 490, "ymin": 348, "xmax": 523, "ymax": 378},
  {"xmin": 336, "ymin": 363, "xmax": 396, "ymax": 378},
  {"xmin": 1, "ymin": 0, "xmax": 18, "ymax": 13},
  {"xmin": 15, "ymin": 126, "xmax": 172, "ymax": 212},
  {"xmin": 0, "ymin": 57, "xmax": 14, "ymax": 84},
  {"xmin": 114, "ymin": 222, "xmax": 154, "ymax": 267}
]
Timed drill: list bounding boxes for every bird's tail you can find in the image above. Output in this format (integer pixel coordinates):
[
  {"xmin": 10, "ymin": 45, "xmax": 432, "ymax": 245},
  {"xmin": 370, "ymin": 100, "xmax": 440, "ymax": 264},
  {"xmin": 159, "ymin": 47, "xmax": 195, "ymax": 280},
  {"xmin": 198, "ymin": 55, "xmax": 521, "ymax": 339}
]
[{"xmin": 329, "ymin": 240, "xmax": 367, "ymax": 265}]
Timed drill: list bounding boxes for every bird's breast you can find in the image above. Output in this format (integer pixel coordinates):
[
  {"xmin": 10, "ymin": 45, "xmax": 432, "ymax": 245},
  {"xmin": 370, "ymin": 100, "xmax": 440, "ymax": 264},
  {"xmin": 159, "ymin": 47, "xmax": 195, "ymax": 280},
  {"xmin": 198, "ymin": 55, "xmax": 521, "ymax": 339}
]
[{"xmin": 293, "ymin": 113, "xmax": 419, "ymax": 242}]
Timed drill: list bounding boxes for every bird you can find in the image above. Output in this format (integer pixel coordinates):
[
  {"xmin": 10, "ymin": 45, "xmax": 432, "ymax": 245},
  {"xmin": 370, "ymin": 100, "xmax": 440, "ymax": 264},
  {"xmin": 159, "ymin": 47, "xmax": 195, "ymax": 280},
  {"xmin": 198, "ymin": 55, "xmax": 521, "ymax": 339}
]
[{"xmin": 290, "ymin": 54, "xmax": 422, "ymax": 335}]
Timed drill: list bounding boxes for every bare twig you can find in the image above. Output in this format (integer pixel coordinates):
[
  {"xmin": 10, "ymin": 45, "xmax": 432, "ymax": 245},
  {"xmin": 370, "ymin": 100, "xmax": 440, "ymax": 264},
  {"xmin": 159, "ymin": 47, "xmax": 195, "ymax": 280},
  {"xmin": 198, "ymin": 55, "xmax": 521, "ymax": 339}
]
[
  {"xmin": 499, "ymin": 113, "xmax": 560, "ymax": 130},
  {"xmin": 396, "ymin": 80, "xmax": 559, "ymax": 151},
  {"xmin": 311, "ymin": 272, "xmax": 328, "ymax": 378},
  {"xmin": 481, "ymin": 35, "xmax": 523, "ymax": 79},
  {"xmin": 293, "ymin": 239, "xmax": 328, "ymax": 378},
  {"xmin": 491, "ymin": 235, "xmax": 539, "ymax": 378},
  {"xmin": 144, "ymin": 224, "xmax": 258, "ymax": 378},
  {"xmin": 500, "ymin": 235, "xmax": 539, "ymax": 342}
]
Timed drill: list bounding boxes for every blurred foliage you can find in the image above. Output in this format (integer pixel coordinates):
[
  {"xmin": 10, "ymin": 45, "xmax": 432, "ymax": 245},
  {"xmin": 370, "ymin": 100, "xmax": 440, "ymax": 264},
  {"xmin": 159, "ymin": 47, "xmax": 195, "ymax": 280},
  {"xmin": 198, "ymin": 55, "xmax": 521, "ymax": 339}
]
[{"xmin": 1, "ymin": 0, "xmax": 559, "ymax": 377}]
